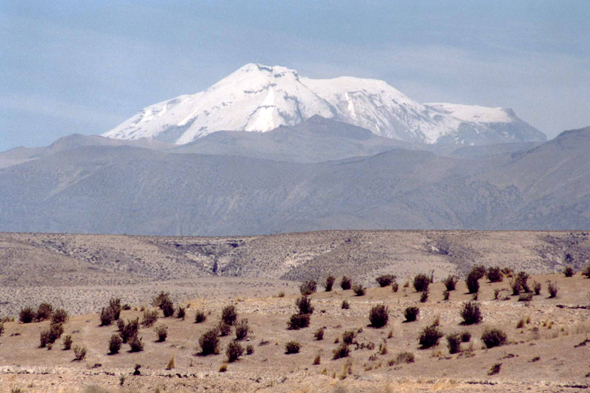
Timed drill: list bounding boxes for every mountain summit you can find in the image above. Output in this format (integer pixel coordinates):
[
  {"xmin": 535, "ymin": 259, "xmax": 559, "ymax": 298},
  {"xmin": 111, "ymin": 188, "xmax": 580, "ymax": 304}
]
[{"xmin": 103, "ymin": 63, "xmax": 546, "ymax": 145}]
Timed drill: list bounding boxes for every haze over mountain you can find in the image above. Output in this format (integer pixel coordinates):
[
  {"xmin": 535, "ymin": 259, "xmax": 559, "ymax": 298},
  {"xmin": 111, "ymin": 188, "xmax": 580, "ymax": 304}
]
[
  {"xmin": 103, "ymin": 63, "xmax": 546, "ymax": 146},
  {"xmin": 1, "ymin": 115, "xmax": 587, "ymax": 235}
]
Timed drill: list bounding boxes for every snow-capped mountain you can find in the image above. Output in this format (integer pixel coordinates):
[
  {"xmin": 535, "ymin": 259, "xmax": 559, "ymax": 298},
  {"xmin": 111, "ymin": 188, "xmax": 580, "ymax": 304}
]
[{"xmin": 103, "ymin": 63, "xmax": 546, "ymax": 145}]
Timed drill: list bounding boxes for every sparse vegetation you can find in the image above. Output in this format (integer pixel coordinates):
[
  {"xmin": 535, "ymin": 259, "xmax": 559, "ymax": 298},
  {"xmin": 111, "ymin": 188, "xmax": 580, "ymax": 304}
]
[
  {"xmin": 299, "ymin": 280, "xmax": 317, "ymax": 296},
  {"xmin": 466, "ymin": 270, "xmax": 480, "ymax": 294},
  {"xmin": 120, "ymin": 318, "xmax": 139, "ymax": 343},
  {"xmin": 419, "ymin": 325, "xmax": 443, "ymax": 349},
  {"xmin": 62, "ymin": 334, "xmax": 73, "ymax": 350},
  {"xmin": 352, "ymin": 284, "xmax": 366, "ymax": 296},
  {"xmin": 564, "ymin": 266, "xmax": 574, "ymax": 277},
  {"xmin": 287, "ymin": 313, "xmax": 310, "ymax": 330},
  {"xmin": 324, "ymin": 276, "xmax": 335, "ymax": 292},
  {"xmin": 443, "ymin": 275, "xmax": 457, "ymax": 291},
  {"xmin": 218, "ymin": 321, "xmax": 232, "ymax": 336},
  {"xmin": 486, "ymin": 266, "xmax": 503, "ymax": 283},
  {"xmin": 155, "ymin": 325, "xmax": 168, "ymax": 342},
  {"xmin": 340, "ymin": 276, "xmax": 352, "ymax": 290},
  {"xmin": 296, "ymin": 296, "xmax": 314, "ymax": 314},
  {"xmin": 376, "ymin": 274, "xmax": 396, "ymax": 287},
  {"xmin": 342, "ymin": 330, "xmax": 356, "ymax": 344},
  {"xmin": 341, "ymin": 300, "xmax": 350, "ymax": 309},
  {"xmin": 548, "ymin": 281, "xmax": 559, "ymax": 298},
  {"xmin": 100, "ymin": 307, "xmax": 115, "ymax": 326},
  {"xmin": 420, "ymin": 291, "xmax": 429, "ymax": 303},
  {"xmin": 314, "ymin": 328, "xmax": 324, "ymax": 340},
  {"xmin": 446, "ymin": 333, "xmax": 462, "ymax": 354},
  {"xmin": 582, "ymin": 264, "xmax": 590, "ymax": 278},
  {"xmin": 51, "ymin": 308, "xmax": 68, "ymax": 325},
  {"xmin": 285, "ymin": 341, "xmax": 301, "ymax": 354},
  {"xmin": 36, "ymin": 303, "xmax": 53, "ymax": 321},
  {"xmin": 413, "ymin": 274, "xmax": 430, "ymax": 292},
  {"xmin": 19, "ymin": 307, "xmax": 35, "ymax": 324},
  {"xmin": 460, "ymin": 301, "xmax": 482, "ymax": 325},
  {"xmin": 460, "ymin": 331, "xmax": 471, "ymax": 342},
  {"xmin": 392, "ymin": 282, "xmax": 399, "ymax": 292},
  {"xmin": 199, "ymin": 328, "xmax": 220, "ymax": 355},
  {"xmin": 128, "ymin": 335, "xmax": 144, "ymax": 352},
  {"xmin": 481, "ymin": 328, "xmax": 507, "ymax": 348},
  {"xmin": 195, "ymin": 310, "xmax": 207, "ymax": 323},
  {"xmin": 246, "ymin": 344, "xmax": 254, "ymax": 355},
  {"xmin": 221, "ymin": 305, "xmax": 238, "ymax": 326},
  {"xmin": 488, "ymin": 363, "xmax": 502, "ymax": 375},
  {"xmin": 404, "ymin": 306, "xmax": 420, "ymax": 322},
  {"xmin": 369, "ymin": 304, "xmax": 389, "ymax": 328},
  {"xmin": 73, "ymin": 345, "xmax": 87, "ymax": 361},
  {"xmin": 153, "ymin": 292, "xmax": 175, "ymax": 317},
  {"xmin": 394, "ymin": 351, "xmax": 415, "ymax": 364},
  {"xmin": 519, "ymin": 292, "xmax": 533, "ymax": 302},
  {"xmin": 533, "ymin": 281, "xmax": 541, "ymax": 295},
  {"xmin": 40, "ymin": 322, "xmax": 64, "ymax": 348},
  {"xmin": 141, "ymin": 309, "xmax": 159, "ymax": 327},
  {"xmin": 443, "ymin": 290, "xmax": 450, "ymax": 301},
  {"xmin": 109, "ymin": 334, "xmax": 122, "ymax": 354},
  {"xmin": 332, "ymin": 343, "xmax": 350, "ymax": 359},
  {"xmin": 226, "ymin": 341, "xmax": 244, "ymax": 362},
  {"xmin": 235, "ymin": 319, "xmax": 249, "ymax": 340},
  {"xmin": 176, "ymin": 306, "xmax": 186, "ymax": 320}
]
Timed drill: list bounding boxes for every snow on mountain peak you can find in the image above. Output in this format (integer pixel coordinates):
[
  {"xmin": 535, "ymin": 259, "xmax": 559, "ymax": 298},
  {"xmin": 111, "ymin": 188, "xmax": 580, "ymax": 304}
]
[{"xmin": 103, "ymin": 63, "xmax": 546, "ymax": 145}]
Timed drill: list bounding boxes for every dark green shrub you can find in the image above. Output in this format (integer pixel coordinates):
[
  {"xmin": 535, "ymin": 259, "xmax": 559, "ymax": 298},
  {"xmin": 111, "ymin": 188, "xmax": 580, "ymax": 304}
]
[
  {"xmin": 155, "ymin": 325, "xmax": 168, "ymax": 342},
  {"xmin": 129, "ymin": 335, "xmax": 144, "ymax": 352},
  {"xmin": 404, "ymin": 306, "xmax": 419, "ymax": 322},
  {"xmin": 460, "ymin": 301, "xmax": 482, "ymax": 325},
  {"xmin": 548, "ymin": 281, "xmax": 559, "ymax": 298},
  {"xmin": 413, "ymin": 274, "xmax": 430, "ymax": 292},
  {"xmin": 563, "ymin": 266, "xmax": 574, "ymax": 277},
  {"xmin": 161, "ymin": 299, "xmax": 175, "ymax": 318},
  {"xmin": 481, "ymin": 328, "xmax": 507, "ymax": 348},
  {"xmin": 443, "ymin": 275, "xmax": 457, "ymax": 291},
  {"xmin": 510, "ymin": 278, "xmax": 522, "ymax": 295},
  {"xmin": 152, "ymin": 292, "xmax": 171, "ymax": 308},
  {"xmin": 446, "ymin": 334, "xmax": 462, "ymax": 354},
  {"xmin": 176, "ymin": 307, "xmax": 186, "ymax": 320},
  {"xmin": 199, "ymin": 328, "xmax": 219, "ymax": 355},
  {"xmin": 296, "ymin": 296, "xmax": 314, "ymax": 315},
  {"xmin": 117, "ymin": 318, "xmax": 125, "ymax": 333},
  {"xmin": 314, "ymin": 328, "xmax": 324, "ymax": 340},
  {"xmin": 486, "ymin": 267, "xmax": 503, "ymax": 283},
  {"xmin": 376, "ymin": 275, "xmax": 396, "ymax": 287},
  {"xmin": 195, "ymin": 310, "xmax": 207, "ymax": 323},
  {"xmin": 394, "ymin": 351, "xmax": 414, "ymax": 364},
  {"xmin": 141, "ymin": 309, "xmax": 158, "ymax": 327},
  {"xmin": 109, "ymin": 334, "xmax": 122, "ymax": 354},
  {"xmin": 332, "ymin": 343, "xmax": 350, "ymax": 359},
  {"xmin": 285, "ymin": 341, "xmax": 301, "ymax": 354},
  {"xmin": 235, "ymin": 319, "xmax": 249, "ymax": 340},
  {"xmin": 341, "ymin": 300, "xmax": 350, "ymax": 309},
  {"xmin": 120, "ymin": 318, "xmax": 139, "ymax": 343},
  {"xmin": 109, "ymin": 298, "xmax": 122, "ymax": 320},
  {"xmin": 420, "ymin": 291, "xmax": 429, "ymax": 303},
  {"xmin": 516, "ymin": 271, "xmax": 530, "ymax": 293},
  {"xmin": 352, "ymin": 285, "xmax": 366, "ymax": 296},
  {"xmin": 342, "ymin": 330, "xmax": 356, "ymax": 344},
  {"xmin": 73, "ymin": 345, "xmax": 87, "ymax": 361},
  {"xmin": 40, "ymin": 323, "xmax": 64, "ymax": 348},
  {"xmin": 221, "ymin": 305, "xmax": 238, "ymax": 326},
  {"xmin": 51, "ymin": 308, "xmax": 68, "ymax": 325},
  {"xmin": 470, "ymin": 265, "xmax": 486, "ymax": 280},
  {"xmin": 62, "ymin": 334, "xmax": 73, "ymax": 350},
  {"xmin": 324, "ymin": 276, "xmax": 335, "ymax": 292},
  {"xmin": 300, "ymin": 280, "xmax": 317, "ymax": 296},
  {"xmin": 340, "ymin": 276, "xmax": 352, "ymax": 290},
  {"xmin": 226, "ymin": 341, "xmax": 244, "ymax": 362},
  {"xmin": 100, "ymin": 307, "xmax": 115, "ymax": 326},
  {"xmin": 460, "ymin": 331, "xmax": 471, "ymax": 342},
  {"xmin": 287, "ymin": 313, "xmax": 310, "ymax": 330},
  {"xmin": 218, "ymin": 321, "xmax": 231, "ymax": 336},
  {"xmin": 36, "ymin": 303, "xmax": 53, "ymax": 321},
  {"xmin": 419, "ymin": 325, "xmax": 443, "ymax": 349},
  {"xmin": 19, "ymin": 307, "xmax": 35, "ymax": 324},
  {"xmin": 581, "ymin": 264, "xmax": 590, "ymax": 278},
  {"xmin": 466, "ymin": 271, "xmax": 480, "ymax": 294},
  {"xmin": 533, "ymin": 281, "xmax": 542, "ymax": 295},
  {"xmin": 369, "ymin": 304, "xmax": 389, "ymax": 328}
]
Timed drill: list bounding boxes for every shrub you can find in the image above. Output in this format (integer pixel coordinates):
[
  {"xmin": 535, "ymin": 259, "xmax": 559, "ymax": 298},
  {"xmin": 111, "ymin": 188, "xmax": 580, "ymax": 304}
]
[
  {"xmin": 300, "ymin": 280, "xmax": 317, "ymax": 296},
  {"xmin": 296, "ymin": 296, "xmax": 314, "ymax": 315},
  {"xmin": 51, "ymin": 309, "xmax": 68, "ymax": 325},
  {"xmin": 443, "ymin": 290, "xmax": 450, "ymax": 301},
  {"xmin": 470, "ymin": 265, "xmax": 486, "ymax": 280},
  {"xmin": 420, "ymin": 291, "xmax": 429, "ymax": 303},
  {"xmin": 466, "ymin": 271, "xmax": 480, "ymax": 294},
  {"xmin": 548, "ymin": 281, "xmax": 559, "ymax": 298},
  {"xmin": 128, "ymin": 335, "xmax": 144, "ymax": 352},
  {"xmin": 533, "ymin": 281, "xmax": 541, "ymax": 295},
  {"xmin": 40, "ymin": 323, "xmax": 64, "ymax": 347},
  {"xmin": 221, "ymin": 305, "xmax": 238, "ymax": 326},
  {"xmin": 226, "ymin": 341, "xmax": 244, "ymax": 362},
  {"xmin": 341, "ymin": 300, "xmax": 350, "ymax": 309},
  {"xmin": 161, "ymin": 300, "xmax": 175, "ymax": 318},
  {"xmin": 314, "ymin": 328, "xmax": 324, "ymax": 341},
  {"xmin": 443, "ymin": 275, "xmax": 457, "ymax": 291},
  {"xmin": 218, "ymin": 321, "xmax": 232, "ymax": 336},
  {"xmin": 340, "ymin": 276, "xmax": 352, "ymax": 290},
  {"xmin": 563, "ymin": 266, "xmax": 574, "ymax": 277},
  {"xmin": 235, "ymin": 319, "xmax": 249, "ymax": 340},
  {"xmin": 395, "ymin": 351, "xmax": 415, "ymax": 364},
  {"xmin": 460, "ymin": 331, "xmax": 471, "ymax": 342},
  {"xmin": 392, "ymin": 282, "xmax": 399, "ymax": 292},
  {"xmin": 120, "ymin": 318, "xmax": 139, "ymax": 343},
  {"xmin": 176, "ymin": 307, "xmax": 186, "ymax": 320},
  {"xmin": 332, "ymin": 343, "xmax": 350, "ymax": 359},
  {"xmin": 376, "ymin": 274, "xmax": 396, "ymax": 287},
  {"xmin": 352, "ymin": 284, "xmax": 366, "ymax": 296},
  {"xmin": 246, "ymin": 344, "xmax": 254, "ymax": 355},
  {"xmin": 73, "ymin": 345, "xmax": 87, "ymax": 361},
  {"xmin": 419, "ymin": 325, "xmax": 443, "ymax": 349},
  {"xmin": 62, "ymin": 334, "xmax": 73, "ymax": 350},
  {"xmin": 460, "ymin": 301, "xmax": 482, "ymax": 325},
  {"xmin": 117, "ymin": 318, "xmax": 125, "ymax": 333},
  {"xmin": 413, "ymin": 274, "xmax": 430, "ymax": 292},
  {"xmin": 510, "ymin": 278, "xmax": 521, "ymax": 296},
  {"xmin": 488, "ymin": 363, "xmax": 502, "ymax": 375},
  {"xmin": 0, "ymin": 322, "xmax": 4, "ymax": 337},
  {"xmin": 446, "ymin": 334, "xmax": 462, "ymax": 354},
  {"xmin": 481, "ymin": 328, "xmax": 507, "ymax": 348},
  {"xmin": 404, "ymin": 306, "xmax": 420, "ymax": 322},
  {"xmin": 287, "ymin": 313, "xmax": 310, "ymax": 330},
  {"xmin": 194, "ymin": 310, "xmax": 207, "ymax": 323},
  {"xmin": 141, "ymin": 309, "xmax": 159, "ymax": 327},
  {"xmin": 516, "ymin": 271, "xmax": 530, "ymax": 292},
  {"xmin": 369, "ymin": 304, "xmax": 389, "ymax": 328},
  {"xmin": 155, "ymin": 325, "xmax": 168, "ymax": 342},
  {"xmin": 324, "ymin": 276, "xmax": 335, "ymax": 292},
  {"xmin": 285, "ymin": 341, "xmax": 301, "ymax": 354},
  {"xmin": 108, "ymin": 298, "xmax": 122, "ymax": 320},
  {"xmin": 486, "ymin": 267, "xmax": 503, "ymax": 283},
  {"xmin": 100, "ymin": 307, "xmax": 115, "ymax": 326},
  {"xmin": 342, "ymin": 330, "xmax": 356, "ymax": 345},
  {"xmin": 199, "ymin": 328, "xmax": 219, "ymax": 355},
  {"xmin": 36, "ymin": 303, "xmax": 53, "ymax": 321},
  {"xmin": 581, "ymin": 264, "xmax": 590, "ymax": 278},
  {"xmin": 109, "ymin": 334, "xmax": 122, "ymax": 354},
  {"xmin": 313, "ymin": 354, "xmax": 321, "ymax": 365},
  {"xmin": 152, "ymin": 291, "xmax": 171, "ymax": 308},
  {"xmin": 19, "ymin": 307, "xmax": 35, "ymax": 324},
  {"xmin": 518, "ymin": 293, "xmax": 533, "ymax": 302}
]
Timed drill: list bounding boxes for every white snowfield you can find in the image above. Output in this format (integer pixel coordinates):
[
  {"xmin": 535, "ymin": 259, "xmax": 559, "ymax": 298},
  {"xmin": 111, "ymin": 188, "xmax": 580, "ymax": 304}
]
[{"xmin": 103, "ymin": 63, "xmax": 545, "ymax": 145}]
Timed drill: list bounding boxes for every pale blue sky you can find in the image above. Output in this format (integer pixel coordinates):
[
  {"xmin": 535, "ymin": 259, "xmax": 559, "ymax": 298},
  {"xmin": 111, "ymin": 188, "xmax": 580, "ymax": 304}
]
[{"xmin": 1, "ymin": 1, "xmax": 589, "ymax": 151}]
